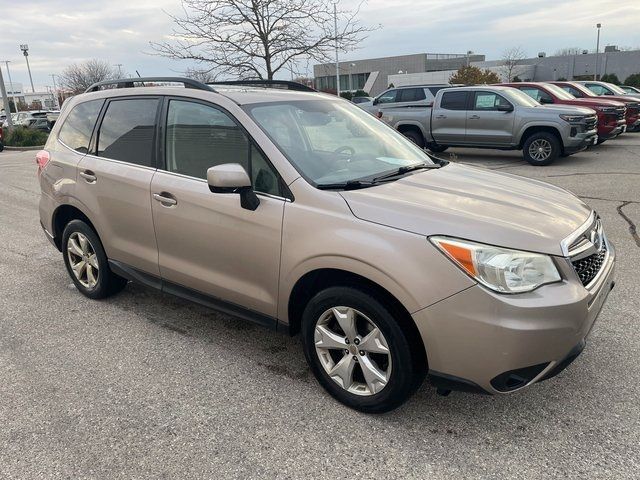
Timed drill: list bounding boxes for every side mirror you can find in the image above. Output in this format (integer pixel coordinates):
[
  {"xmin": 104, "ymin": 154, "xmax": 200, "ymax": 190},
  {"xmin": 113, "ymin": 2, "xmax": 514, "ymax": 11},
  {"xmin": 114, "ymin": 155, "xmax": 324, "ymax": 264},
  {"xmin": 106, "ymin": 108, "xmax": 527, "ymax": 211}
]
[
  {"xmin": 539, "ymin": 97, "xmax": 553, "ymax": 105},
  {"xmin": 373, "ymin": 98, "xmax": 379, "ymax": 105},
  {"xmin": 497, "ymin": 103, "xmax": 514, "ymax": 112},
  {"xmin": 207, "ymin": 163, "xmax": 260, "ymax": 211}
]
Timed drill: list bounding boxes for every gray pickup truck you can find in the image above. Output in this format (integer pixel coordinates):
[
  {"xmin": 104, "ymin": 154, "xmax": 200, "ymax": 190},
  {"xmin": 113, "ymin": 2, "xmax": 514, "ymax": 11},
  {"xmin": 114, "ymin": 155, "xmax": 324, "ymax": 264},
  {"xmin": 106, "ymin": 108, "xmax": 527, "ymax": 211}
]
[{"xmin": 377, "ymin": 86, "xmax": 598, "ymax": 165}]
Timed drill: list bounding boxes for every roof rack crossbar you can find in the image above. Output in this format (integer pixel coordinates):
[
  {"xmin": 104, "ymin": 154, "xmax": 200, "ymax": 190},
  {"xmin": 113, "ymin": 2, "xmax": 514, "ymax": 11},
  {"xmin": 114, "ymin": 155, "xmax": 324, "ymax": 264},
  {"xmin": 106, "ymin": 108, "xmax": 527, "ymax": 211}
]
[
  {"xmin": 207, "ymin": 80, "xmax": 316, "ymax": 92},
  {"xmin": 85, "ymin": 77, "xmax": 216, "ymax": 93}
]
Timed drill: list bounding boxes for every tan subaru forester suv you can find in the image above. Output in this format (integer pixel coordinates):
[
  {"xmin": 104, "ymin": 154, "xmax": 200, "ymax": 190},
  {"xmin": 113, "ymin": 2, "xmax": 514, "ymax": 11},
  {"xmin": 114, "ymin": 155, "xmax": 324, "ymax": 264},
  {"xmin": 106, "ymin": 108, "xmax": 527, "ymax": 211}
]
[{"xmin": 37, "ymin": 78, "xmax": 616, "ymax": 413}]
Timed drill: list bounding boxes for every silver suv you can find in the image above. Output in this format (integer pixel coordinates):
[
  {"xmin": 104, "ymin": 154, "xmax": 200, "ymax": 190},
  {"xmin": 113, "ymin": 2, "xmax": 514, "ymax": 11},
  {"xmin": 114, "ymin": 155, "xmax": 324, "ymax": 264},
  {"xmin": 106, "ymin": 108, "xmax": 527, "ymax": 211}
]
[
  {"xmin": 358, "ymin": 84, "xmax": 451, "ymax": 114},
  {"xmin": 38, "ymin": 78, "xmax": 615, "ymax": 413}
]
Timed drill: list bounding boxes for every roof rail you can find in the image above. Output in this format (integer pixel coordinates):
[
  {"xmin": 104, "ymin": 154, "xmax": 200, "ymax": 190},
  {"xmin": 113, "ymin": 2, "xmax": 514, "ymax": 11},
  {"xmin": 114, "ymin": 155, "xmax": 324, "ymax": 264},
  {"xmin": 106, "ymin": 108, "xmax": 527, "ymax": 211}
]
[
  {"xmin": 208, "ymin": 80, "xmax": 316, "ymax": 92},
  {"xmin": 85, "ymin": 77, "xmax": 216, "ymax": 93}
]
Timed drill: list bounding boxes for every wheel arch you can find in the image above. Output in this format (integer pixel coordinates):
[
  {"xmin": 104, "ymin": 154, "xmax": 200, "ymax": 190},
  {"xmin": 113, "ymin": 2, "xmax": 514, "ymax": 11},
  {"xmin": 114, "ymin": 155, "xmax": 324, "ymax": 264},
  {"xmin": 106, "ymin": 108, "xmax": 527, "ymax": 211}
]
[
  {"xmin": 51, "ymin": 204, "xmax": 98, "ymax": 251},
  {"xmin": 285, "ymin": 268, "xmax": 427, "ymax": 365},
  {"xmin": 518, "ymin": 125, "xmax": 563, "ymax": 149}
]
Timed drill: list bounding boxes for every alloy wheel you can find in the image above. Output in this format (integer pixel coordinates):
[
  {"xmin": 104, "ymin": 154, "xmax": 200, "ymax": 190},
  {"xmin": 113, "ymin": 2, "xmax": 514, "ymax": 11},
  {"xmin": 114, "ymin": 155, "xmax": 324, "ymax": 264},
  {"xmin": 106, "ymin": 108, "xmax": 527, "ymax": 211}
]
[
  {"xmin": 67, "ymin": 232, "xmax": 99, "ymax": 289},
  {"xmin": 314, "ymin": 306, "xmax": 392, "ymax": 396},
  {"xmin": 528, "ymin": 139, "xmax": 552, "ymax": 161}
]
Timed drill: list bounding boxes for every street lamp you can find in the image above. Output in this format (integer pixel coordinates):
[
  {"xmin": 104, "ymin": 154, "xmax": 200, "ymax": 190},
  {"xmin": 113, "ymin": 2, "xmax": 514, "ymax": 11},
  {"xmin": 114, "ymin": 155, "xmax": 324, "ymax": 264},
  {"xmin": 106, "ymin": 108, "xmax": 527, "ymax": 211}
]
[
  {"xmin": 333, "ymin": 1, "xmax": 340, "ymax": 96},
  {"xmin": 20, "ymin": 44, "xmax": 35, "ymax": 93},
  {"xmin": 50, "ymin": 74, "xmax": 60, "ymax": 109},
  {"xmin": 2, "ymin": 60, "xmax": 19, "ymax": 113},
  {"xmin": 466, "ymin": 50, "xmax": 474, "ymax": 67},
  {"xmin": 594, "ymin": 23, "xmax": 601, "ymax": 80}
]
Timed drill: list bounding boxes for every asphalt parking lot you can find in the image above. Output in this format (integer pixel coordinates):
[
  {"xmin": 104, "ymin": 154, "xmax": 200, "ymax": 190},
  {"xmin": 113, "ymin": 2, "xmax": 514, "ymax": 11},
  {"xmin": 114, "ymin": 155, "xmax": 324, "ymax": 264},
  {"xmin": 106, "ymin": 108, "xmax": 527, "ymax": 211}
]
[{"xmin": 1, "ymin": 138, "xmax": 639, "ymax": 479}]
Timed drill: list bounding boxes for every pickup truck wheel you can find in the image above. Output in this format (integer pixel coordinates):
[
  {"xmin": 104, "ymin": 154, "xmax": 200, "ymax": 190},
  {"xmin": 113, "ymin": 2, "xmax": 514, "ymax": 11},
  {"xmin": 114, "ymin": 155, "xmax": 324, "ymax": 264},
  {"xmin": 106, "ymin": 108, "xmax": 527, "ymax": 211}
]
[
  {"xmin": 402, "ymin": 130, "xmax": 425, "ymax": 148},
  {"xmin": 523, "ymin": 132, "xmax": 560, "ymax": 166},
  {"xmin": 426, "ymin": 143, "xmax": 449, "ymax": 153}
]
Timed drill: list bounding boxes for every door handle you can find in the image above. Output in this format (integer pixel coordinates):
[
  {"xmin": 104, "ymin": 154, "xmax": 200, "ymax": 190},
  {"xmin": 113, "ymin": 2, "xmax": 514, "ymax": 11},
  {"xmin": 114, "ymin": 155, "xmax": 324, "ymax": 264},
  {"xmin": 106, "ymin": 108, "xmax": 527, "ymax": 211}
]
[
  {"xmin": 469, "ymin": 114, "xmax": 480, "ymax": 119},
  {"xmin": 79, "ymin": 170, "xmax": 97, "ymax": 183},
  {"xmin": 153, "ymin": 193, "xmax": 177, "ymax": 206},
  {"xmin": 435, "ymin": 115, "xmax": 447, "ymax": 119}
]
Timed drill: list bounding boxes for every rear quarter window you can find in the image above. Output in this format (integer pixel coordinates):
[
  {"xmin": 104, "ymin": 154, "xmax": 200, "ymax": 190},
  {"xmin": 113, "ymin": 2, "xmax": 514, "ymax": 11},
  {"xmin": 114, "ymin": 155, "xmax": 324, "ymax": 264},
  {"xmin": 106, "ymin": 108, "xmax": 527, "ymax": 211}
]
[
  {"xmin": 440, "ymin": 91, "xmax": 469, "ymax": 110},
  {"xmin": 57, "ymin": 100, "xmax": 104, "ymax": 153}
]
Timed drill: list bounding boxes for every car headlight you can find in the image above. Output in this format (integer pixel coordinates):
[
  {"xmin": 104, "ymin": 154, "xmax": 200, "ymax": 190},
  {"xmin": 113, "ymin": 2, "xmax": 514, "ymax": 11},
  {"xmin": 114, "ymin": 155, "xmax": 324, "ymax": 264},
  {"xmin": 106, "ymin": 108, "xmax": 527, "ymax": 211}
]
[
  {"xmin": 560, "ymin": 114, "xmax": 586, "ymax": 123},
  {"xmin": 431, "ymin": 237, "xmax": 561, "ymax": 293}
]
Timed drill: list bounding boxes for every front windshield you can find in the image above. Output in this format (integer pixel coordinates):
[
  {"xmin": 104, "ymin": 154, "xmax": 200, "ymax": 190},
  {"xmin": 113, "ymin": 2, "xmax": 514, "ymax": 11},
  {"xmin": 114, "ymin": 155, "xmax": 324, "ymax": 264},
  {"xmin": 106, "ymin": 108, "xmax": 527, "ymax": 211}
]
[
  {"xmin": 544, "ymin": 83, "xmax": 576, "ymax": 100},
  {"xmin": 244, "ymin": 99, "xmax": 434, "ymax": 185},
  {"xmin": 503, "ymin": 88, "xmax": 540, "ymax": 107},
  {"xmin": 606, "ymin": 83, "xmax": 627, "ymax": 95}
]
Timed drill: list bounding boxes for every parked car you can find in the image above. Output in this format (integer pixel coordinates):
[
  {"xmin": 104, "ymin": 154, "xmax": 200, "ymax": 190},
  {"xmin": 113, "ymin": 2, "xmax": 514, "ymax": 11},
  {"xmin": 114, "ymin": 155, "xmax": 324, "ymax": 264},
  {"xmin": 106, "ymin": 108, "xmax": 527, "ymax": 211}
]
[
  {"xmin": 619, "ymin": 85, "xmax": 640, "ymax": 94},
  {"xmin": 28, "ymin": 118, "xmax": 52, "ymax": 132},
  {"xmin": 358, "ymin": 84, "xmax": 451, "ymax": 114},
  {"xmin": 550, "ymin": 81, "xmax": 640, "ymax": 132},
  {"xmin": 377, "ymin": 85, "xmax": 597, "ymax": 165},
  {"xmin": 577, "ymin": 80, "xmax": 640, "ymax": 99},
  {"xmin": 500, "ymin": 82, "xmax": 627, "ymax": 144},
  {"xmin": 38, "ymin": 77, "xmax": 615, "ymax": 412},
  {"xmin": 1, "ymin": 113, "xmax": 18, "ymax": 128},
  {"xmin": 351, "ymin": 96, "xmax": 373, "ymax": 104}
]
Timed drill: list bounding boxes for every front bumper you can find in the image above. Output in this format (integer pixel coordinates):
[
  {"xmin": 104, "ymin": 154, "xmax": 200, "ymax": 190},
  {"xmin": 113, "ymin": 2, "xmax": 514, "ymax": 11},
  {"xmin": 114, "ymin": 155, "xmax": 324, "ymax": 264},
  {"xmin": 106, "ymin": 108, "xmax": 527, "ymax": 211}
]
[
  {"xmin": 414, "ymin": 242, "xmax": 616, "ymax": 394},
  {"xmin": 564, "ymin": 127, "xmax": 598, "ymax": 154},
  {"xmin": 598, "ymin": 120, "xmax": 627, "ymax": 140}
]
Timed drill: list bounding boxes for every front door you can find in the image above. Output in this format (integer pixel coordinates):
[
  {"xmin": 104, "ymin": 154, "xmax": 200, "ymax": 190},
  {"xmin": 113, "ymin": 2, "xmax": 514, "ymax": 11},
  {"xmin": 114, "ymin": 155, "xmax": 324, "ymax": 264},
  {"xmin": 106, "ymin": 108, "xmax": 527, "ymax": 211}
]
[
  {"xmin": 465, "ymin": 91, "xmax": 515, "ymax": 146},
  {"xmin": 150, "ymin": 98, "xmax": 285, "ymax": 318}
]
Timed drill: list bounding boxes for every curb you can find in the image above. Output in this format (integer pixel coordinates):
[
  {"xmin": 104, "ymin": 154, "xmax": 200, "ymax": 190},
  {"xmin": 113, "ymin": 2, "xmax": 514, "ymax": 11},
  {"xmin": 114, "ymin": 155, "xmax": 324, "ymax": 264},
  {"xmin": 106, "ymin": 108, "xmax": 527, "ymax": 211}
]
[{"xmin": 3, "ymin": 145, "xmax": 45, "ymax": 151}]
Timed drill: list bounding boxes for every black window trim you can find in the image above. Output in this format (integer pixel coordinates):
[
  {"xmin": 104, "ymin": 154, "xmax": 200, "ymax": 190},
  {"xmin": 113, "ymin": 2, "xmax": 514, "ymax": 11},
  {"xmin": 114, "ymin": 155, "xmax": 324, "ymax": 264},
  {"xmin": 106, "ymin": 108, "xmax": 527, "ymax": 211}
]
[
  {"xmin": 56, "ymin": 98, "xmax": 106, "ymax": 154},
  {"xmin": 471, "ymin": 90, "xmax": 513, "ymax": 111},
  {"xmin": 90, "ymin": 95, "xmax": 163, "ymax": 169},
  {"xmin": 159, "ymin": 95, "xmax": 293, "ymax": 201}
]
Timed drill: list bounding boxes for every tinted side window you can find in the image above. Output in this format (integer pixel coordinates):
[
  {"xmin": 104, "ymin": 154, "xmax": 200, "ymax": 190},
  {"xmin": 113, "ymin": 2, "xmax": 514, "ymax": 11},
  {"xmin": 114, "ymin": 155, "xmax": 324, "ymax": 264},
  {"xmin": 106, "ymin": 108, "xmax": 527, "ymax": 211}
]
[
  {"xmin": 165, "ymin": 100, "xmax": 281, "ymax": 195},
  {"xmin": 58, "ymin": 100, "xmax": 103, "ymax": 153},
  {"xmin": 440, "ymin": 91, "xmax": 469, "ymax": 110},
  {"xmin": 473, "ymin": 92, "xmax": 511, "ymax": 110},
  {"xmin": 399, "ymin": 88, "xmax": 426, "ymax": 102},
  {"xmin": 377, "ymin": 90, "xmax": 398, "ymax": 104},
  {"xmin": 97, "ymin": 99, "xmax": 158, "ymax": 166}
]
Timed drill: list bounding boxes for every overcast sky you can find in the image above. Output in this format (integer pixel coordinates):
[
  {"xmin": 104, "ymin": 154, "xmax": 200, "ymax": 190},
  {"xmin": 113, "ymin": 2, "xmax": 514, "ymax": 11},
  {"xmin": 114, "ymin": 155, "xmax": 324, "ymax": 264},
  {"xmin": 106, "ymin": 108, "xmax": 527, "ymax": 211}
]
[{"xmin": 1, "ymin": 0, "xmax": 639, "ymax": 90}]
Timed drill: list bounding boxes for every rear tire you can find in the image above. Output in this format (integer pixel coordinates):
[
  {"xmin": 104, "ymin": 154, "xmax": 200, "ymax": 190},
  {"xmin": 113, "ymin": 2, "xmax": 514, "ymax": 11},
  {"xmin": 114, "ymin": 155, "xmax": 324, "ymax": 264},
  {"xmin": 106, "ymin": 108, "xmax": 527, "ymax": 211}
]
[
  {"xmin": 301, "ymin": 286, "xmax": 425, "ymax": 413},
  {"xmin": 62, "ymin": 220, "xmax": 127, "ymax": 299},
  {"xmin": 426, "ymin": 143, "xmax": 449, "ymax": 153},
  {"xmin": 522, "ymin": 132, "xmax": 560, "ymax": 166},
  {"xmin": 401, "ymin": 129, "xmax": 425, "ymax": 148}
]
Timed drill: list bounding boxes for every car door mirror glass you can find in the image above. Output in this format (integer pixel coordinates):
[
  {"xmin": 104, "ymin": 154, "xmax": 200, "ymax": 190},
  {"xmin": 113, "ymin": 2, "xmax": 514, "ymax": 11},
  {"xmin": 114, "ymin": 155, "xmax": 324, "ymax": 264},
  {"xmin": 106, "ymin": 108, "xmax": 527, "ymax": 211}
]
[{"xmin": 497, "ymin": 103, "xmax": 514, "ymax": 112}]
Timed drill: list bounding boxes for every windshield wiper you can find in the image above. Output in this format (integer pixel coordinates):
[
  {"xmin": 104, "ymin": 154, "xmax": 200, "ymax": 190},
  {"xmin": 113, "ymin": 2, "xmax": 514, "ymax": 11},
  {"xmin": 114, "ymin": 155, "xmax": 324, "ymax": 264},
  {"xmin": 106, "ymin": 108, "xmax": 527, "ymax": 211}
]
[
  {"xmin": 316, "ymin": 180, "xmax": 378, "ymax": 190},
  {"xmin": 371, "ymin": 163, "xmax": 441, "ymax": 183}
]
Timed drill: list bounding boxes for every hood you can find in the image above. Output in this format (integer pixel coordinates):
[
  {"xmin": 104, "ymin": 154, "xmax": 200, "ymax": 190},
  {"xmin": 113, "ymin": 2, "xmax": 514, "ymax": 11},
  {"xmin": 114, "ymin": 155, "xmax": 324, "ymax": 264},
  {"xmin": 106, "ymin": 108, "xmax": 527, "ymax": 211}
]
[
  {"xmin": 529, "ymin": 104, "xmax": 596, "ymax": 116},
  {"xmin": 340, "ymin": 163, "xmax": 591, "ymax": 256},
  {"xmin": 562, "ymin": 98, "xmax": 626, "ymax": 108}
]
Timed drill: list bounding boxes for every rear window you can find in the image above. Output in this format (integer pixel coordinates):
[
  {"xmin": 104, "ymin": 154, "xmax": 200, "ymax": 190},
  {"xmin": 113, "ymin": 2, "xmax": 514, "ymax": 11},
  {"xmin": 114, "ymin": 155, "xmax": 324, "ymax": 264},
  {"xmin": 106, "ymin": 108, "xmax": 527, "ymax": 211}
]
[
  {"xmin": 97, "ymin": 98, "xmax": 159, "ymax": 167},
  {"xmin": 58, "ymin": 100, "xmax": 103, "ymax": 153},
  {"xmin": 440, "ymin": 91, "xmax": 468, "ymax": 110}
]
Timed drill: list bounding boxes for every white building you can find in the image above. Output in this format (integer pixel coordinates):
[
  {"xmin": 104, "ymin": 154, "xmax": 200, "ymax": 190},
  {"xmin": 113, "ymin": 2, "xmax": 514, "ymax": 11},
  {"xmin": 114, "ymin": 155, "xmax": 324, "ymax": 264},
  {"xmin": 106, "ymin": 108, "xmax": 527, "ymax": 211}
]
[{"xmin": 0, "ymin": 81, "xmax": 59, "ymax": 112}]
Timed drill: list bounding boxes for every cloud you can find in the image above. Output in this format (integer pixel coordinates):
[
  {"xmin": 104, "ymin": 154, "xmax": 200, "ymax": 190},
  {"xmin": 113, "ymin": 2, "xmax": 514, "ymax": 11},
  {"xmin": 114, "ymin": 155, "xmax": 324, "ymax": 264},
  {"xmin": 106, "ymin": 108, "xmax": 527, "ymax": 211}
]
[{"xmin": 1, "ymin": 0, "xmax": 639, "ymax": 89}]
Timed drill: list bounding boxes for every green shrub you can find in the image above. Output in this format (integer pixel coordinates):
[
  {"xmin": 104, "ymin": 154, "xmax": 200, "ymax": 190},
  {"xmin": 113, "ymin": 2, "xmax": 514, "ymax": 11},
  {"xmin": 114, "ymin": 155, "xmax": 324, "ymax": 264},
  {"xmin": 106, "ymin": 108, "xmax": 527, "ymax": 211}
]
[
  {"xmin": 4, "ymin": 126, "xmax": 49, "ymax": 147},
  {"xmin": 624, "ymin": 73, "xmax": 640, "ymax": 88},
  {"xmin": 353, "ymin": 89, "xmax": 369, "ymax": 97},
  {"xmin": 339, "ymin": 91, "xmax": 353, "ymax": 100},
  {"xmin": 600, "ymin": 73, "xmax": 620, "ymax": 85}
]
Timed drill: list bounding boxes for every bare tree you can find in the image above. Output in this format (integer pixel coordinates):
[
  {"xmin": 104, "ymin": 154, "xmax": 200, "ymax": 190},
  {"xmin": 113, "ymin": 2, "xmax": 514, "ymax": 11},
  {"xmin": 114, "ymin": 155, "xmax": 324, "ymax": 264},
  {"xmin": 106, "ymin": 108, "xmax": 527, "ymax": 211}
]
[
  {"xmin": 60, "ymin": 59, "xmax": 118, "ymax": 94},
  {"xmin": 150, "ymin": 0, "xmax": 374, "ymax": 80},
  {"xmin": 184, "ymin": 67, "xmax": 220, "ymax": 83},
  {"xmin": 500, "ymin": 47, "xmax": 526, "ymax": 82}
]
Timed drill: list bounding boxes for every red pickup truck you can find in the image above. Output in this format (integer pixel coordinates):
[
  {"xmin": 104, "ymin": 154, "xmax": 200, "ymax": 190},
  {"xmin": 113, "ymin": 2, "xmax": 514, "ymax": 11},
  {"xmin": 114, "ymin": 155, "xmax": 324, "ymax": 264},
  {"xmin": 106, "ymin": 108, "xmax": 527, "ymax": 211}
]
[
  {"xmin": 500, "ymin": 82, "xmax": 627, "ymax": 144},
  {"xmin": 549, "ymin": 81, "xmax": 640, "ymax": 133}
]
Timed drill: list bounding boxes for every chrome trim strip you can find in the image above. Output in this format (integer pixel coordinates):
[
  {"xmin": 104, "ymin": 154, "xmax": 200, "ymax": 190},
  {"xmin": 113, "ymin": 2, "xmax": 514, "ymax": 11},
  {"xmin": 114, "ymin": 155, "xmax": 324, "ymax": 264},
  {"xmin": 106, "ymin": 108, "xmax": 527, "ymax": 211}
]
[{"xmin": 560, "ymin": 210, "xmax": 596, "ymax": 256}]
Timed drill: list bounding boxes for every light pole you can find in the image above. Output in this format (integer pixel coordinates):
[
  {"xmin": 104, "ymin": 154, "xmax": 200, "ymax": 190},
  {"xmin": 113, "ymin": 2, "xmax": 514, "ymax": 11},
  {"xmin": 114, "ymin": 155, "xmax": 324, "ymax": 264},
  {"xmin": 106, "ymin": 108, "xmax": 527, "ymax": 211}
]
[
  {"xmin": 466, "ymin": 50, "xmax": 473, "ymax": 67},
  {"xmin": 594, "ymin": 23, "xmax": 601, "ymax": 80},
  {"xmin": 114, "ymin": 63, "xmax": 123, "ymax": 77},
  {"xmin": 2, "ymin": 60, "xmax": 19, "ymax": 113},
  {"xmin": 333, "ymin": 1, "xmax": 340, "ymax": 96},
  {"xmin": 20, "ymin": 44, "xmax": 35, "ymax": 93},
  {"xmin": 50, "ymin": 74, "xmax": 60, "ymax": 109},
  {"xmin": 0, "ymin": 66, "xmax": 14, "ymax": 130}
]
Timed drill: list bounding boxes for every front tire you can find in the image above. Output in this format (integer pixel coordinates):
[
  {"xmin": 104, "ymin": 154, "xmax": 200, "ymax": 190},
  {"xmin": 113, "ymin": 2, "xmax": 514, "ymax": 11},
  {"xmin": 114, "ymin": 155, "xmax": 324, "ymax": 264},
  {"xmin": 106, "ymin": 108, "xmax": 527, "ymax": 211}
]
[
  {"xmin": 402, "ymin": 129, "xmax": 425, "ymax": 148},
  {"xmin": 426, "ymin": 143, "xmax": 449, "ymax": 153},
  {"xmin": 522, "ymin": 132, "xmax": 560, "ymax": 166},
  {"xmin": 62, "ymin": 220, "xmax": 127, "ymax": 299},
  {"xmin": 301, "ymin": 287, "xmax": 425, "ymax": 413}
]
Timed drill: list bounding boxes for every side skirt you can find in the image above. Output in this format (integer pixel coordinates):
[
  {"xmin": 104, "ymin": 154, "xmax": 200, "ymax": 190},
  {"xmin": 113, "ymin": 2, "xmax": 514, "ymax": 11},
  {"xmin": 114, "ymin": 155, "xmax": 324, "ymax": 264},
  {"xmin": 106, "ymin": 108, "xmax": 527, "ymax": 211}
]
[{"xmin": 108, "ymin": 259, "xmax": 278, "ymax": 331}]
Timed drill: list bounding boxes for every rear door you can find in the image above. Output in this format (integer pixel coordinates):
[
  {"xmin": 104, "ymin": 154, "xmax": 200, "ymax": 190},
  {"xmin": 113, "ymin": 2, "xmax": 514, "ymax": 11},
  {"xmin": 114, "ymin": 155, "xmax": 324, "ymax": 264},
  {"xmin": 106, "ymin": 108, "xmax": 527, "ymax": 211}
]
[
  {"xmin": 431, "ymin": 90, "xmax": 469, "ymax": 144},
  {"xmin": 75, "ymin": 96, "xmax": 160, "ymax": 276},
  {"xmin": 465, "ymin": 91, "xmax": 515, "ymax": 146},
  {"xmin": 150, "ymin": 98, "xmax": 285, "ymax": 319}
]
